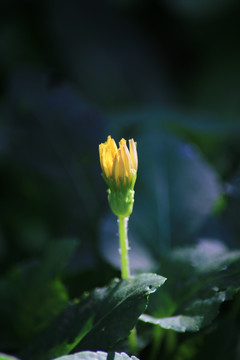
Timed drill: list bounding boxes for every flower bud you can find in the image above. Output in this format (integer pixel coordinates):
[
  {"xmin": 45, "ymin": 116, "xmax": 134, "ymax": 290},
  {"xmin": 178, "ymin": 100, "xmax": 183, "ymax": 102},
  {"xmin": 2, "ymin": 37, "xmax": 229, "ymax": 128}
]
[{"xmin": 99, "ymin": 136, "xmax": 138, "ymax": 217}]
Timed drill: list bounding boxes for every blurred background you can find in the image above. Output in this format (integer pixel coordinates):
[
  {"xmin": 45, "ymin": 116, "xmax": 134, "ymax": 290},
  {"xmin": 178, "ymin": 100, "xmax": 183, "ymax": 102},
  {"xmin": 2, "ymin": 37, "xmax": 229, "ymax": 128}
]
[{"xmin": 1, "ymin": 0, "xmax": 240, "ymax": 358}]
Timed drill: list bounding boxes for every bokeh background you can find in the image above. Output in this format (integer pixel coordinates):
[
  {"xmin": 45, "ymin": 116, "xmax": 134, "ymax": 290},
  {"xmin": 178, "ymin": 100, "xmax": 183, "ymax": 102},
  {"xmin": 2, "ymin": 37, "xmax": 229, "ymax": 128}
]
[{"xmin": 1, "ymin": 0, "xmax": 240, "ymax": 358}]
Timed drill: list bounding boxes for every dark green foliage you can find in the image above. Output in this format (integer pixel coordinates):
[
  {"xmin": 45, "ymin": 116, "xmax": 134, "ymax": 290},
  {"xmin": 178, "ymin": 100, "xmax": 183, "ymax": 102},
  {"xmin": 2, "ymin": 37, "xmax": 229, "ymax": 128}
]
[
  {"xmin": 0, "ymin": 240, "xmax": 77, "ymax": 350},
  {"xmin": 22, "ymin": 274, "xmax": 166, "ymax": 360}
]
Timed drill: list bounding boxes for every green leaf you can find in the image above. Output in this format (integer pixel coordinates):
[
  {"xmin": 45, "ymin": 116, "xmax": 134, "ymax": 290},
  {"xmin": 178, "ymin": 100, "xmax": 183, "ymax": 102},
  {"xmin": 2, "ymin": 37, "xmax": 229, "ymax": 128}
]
[
  {"xmin": 140, "ymin": 314, "xmax": 203, "ymax": 332},
  {"xmin": 22, "ymin": 273, "xmax": 166, "ymax": 360},
  {"xmin": 0, "ymin": 240, "xmax": 77, "ymax": 348},
  {"xmin": 134, "ymin": 133, "xmax": 221, "ymax": 249},
  {"xmin": 54, "ymin": 350, "xmax": 139, "ymax": 360},
  {"xmin": 0, "ymin": 354, "xmax": 21, "ymax": 360},
  {"xmin": 140, "ymin": 240, "xmax": 240, "ymax": 332}
]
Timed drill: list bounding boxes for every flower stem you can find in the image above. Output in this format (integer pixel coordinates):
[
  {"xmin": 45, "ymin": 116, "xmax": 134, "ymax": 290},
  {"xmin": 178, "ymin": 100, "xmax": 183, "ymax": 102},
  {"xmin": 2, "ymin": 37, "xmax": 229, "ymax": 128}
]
[
  {"xmin": 129, "ymin": 328, "xmax": 138, "ymax": 355},
  {"xmin": 118, "ymin": 216, "xmax": 138, "ymax": 355},
  {"xmin": 118, "ymin": 216, "xmax": 130, "ymax": 279}
]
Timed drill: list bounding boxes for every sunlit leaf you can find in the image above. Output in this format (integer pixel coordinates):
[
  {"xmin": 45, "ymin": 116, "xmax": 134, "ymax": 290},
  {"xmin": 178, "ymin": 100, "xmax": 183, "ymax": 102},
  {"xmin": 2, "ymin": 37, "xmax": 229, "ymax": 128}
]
[
  {"xmin": 0, "ymin": 354, "xmax": 21, "ymax": 360},
  {"xmin": 140, "ymin": 240, "xmax": 240, "ymax": 332},
  {"xmin": 54, "ymin": 350, "xmax": 139, "ymax": 360}
]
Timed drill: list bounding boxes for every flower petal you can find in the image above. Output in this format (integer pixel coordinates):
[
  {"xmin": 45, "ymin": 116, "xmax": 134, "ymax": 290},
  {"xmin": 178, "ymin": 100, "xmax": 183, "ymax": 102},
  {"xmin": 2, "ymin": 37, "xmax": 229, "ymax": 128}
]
[{"xmin": 129, "ymin": 139, "xmax": 138, "ymax": 171}]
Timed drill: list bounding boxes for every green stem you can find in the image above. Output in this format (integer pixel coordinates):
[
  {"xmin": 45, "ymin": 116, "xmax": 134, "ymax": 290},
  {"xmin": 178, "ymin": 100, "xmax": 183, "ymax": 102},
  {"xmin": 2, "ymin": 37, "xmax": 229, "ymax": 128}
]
[
  {"xmin": 118, "ymin": 216, "xmax": 138, "ymax": 354},
  {"xmin": 129, "ymin": 328, "xmax": 138, "ymax": 355},
  {"xmin": 118, "ymin": 216, "xmax": 130, "ymax": 279}
]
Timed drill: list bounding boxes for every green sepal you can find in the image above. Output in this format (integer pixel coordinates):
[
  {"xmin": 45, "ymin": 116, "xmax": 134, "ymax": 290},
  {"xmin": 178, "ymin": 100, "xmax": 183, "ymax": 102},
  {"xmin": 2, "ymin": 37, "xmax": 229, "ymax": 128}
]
[
  {"xmin": 101, "ymin": 172, "xmax": 137, "ymax": 217},
  {"xmin": 108, "ymin": 188, "xmax": 135, "ymax": 217}
]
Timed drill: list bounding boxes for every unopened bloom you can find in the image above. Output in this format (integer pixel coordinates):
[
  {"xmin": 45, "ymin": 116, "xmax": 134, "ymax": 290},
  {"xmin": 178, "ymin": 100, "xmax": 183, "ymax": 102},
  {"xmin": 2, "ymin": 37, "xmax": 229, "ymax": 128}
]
[{"xmin": 99, "ymin": 136, "xmax": 138, "ymax": 217}]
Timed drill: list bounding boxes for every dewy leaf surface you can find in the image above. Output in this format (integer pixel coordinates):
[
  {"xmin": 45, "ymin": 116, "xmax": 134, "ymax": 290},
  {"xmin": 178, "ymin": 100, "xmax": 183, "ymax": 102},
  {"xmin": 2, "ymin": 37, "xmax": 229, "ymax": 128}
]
[
  {"xmin": 23, "ymin": 273, "xmax": 166, "ymax": 360},
  {"xmin": 54, "ymin": 350, "xmax": 139, "ymax": 360},
  {"xmin": 140, "ymin": 240, "xmax": 240, "ymax": 332}
]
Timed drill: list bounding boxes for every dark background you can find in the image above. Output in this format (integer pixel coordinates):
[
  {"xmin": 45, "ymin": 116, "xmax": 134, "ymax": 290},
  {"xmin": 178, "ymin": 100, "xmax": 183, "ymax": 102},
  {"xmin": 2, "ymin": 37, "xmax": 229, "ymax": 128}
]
[{"xmin": 1, "ymin": 0, "xmax": 240, "ymax": 358}]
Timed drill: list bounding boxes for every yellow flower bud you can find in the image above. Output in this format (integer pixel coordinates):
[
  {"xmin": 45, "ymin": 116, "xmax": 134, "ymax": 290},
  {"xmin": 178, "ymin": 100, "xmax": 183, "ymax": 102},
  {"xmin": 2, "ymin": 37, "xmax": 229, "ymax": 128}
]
[
  {"xmin": 99, "ymin": 135, "xmax": 138, "ymax": 189},
  {"xmin": 99, "ymin": 135, "xmax": 138, "ymax": 217}
]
